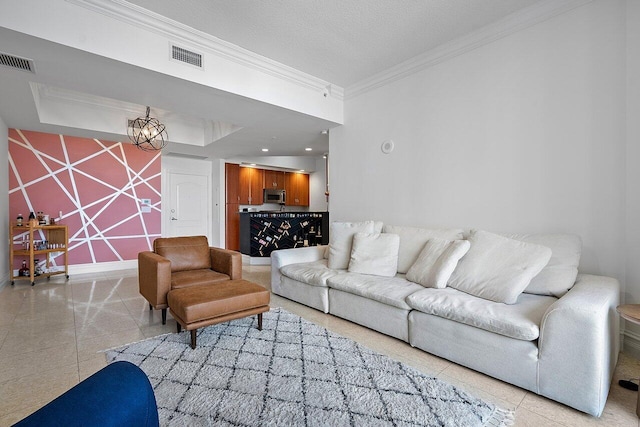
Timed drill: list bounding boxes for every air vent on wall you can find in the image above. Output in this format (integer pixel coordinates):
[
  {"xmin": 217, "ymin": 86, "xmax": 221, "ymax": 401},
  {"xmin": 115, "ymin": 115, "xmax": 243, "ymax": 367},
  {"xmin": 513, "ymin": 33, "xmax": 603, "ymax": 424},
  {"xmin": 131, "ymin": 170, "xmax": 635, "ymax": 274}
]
[
  {"xmin": 171, "ymin": 44, "xmax": 203, "ymax": 68},
  {"xmin": 0, "ymin": 52, "xmax": 35, "ymax": 73}
]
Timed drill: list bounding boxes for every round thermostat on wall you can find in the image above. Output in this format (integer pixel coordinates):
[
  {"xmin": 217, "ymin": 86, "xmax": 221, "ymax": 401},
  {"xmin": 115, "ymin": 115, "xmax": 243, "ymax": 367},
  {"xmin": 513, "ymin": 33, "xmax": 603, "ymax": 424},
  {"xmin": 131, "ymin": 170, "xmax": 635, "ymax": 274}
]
[{"xmin": 381, "ymin": 139, "xmax": 395, "ymax": 154}]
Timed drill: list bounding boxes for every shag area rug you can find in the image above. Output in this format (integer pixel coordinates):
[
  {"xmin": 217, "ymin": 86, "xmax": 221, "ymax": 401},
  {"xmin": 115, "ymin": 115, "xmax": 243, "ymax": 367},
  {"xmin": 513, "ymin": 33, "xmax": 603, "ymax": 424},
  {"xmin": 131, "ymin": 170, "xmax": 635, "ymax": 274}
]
[{"xmin": 105, "ymin": 308, "xmax": 512, "ymax": 426}]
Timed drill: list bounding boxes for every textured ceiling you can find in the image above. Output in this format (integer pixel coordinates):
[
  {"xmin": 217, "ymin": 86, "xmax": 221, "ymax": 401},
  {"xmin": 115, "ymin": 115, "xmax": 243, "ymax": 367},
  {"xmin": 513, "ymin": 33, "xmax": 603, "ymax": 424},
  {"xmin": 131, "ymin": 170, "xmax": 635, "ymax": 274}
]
[{"xmin": 127, "ymin": 0, "xmax": 545, "ymax": 87}]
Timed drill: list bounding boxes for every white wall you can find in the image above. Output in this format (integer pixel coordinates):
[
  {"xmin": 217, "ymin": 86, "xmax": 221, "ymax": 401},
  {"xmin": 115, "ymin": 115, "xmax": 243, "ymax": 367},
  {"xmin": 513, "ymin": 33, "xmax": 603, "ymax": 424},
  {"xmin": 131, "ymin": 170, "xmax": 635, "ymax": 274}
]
[
  {"xmin": 624, "ymin": 0, "xmax": 640, "ymax": 349},
  {"xmin": 331, "ymin": 0, "xmax": 626, "ymax": 281},
  {"xmin": 0, "ymin": 115, "xmax": 8, "ymax": 286},
  {"xmin": 309, "ymin": 157, "xmax": 329, "ymax": 212}
]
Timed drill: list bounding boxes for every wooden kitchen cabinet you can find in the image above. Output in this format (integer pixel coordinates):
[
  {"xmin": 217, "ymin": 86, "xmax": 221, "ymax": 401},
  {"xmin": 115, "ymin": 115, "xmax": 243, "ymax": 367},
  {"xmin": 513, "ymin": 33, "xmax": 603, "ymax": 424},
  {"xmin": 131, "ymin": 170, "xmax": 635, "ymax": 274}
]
[
  {"xmin": 225, "ymin": 204, "xmax": 240, "ymax": 251},
  {"xmin": 225, "ymin": 163, "xmax": 240, "ymax": 204},
  {"xmin": 285, "ymin": 172, "xmax": 309, "ymax": 206},
  {"xmin": 239, "ymin": 167, "xmax": 264, "ymax": 205},
  {"xmin": 263, "ymin": 170, "xmax": 285, "ymax": 189},
  {"xmin": 225, "ymin": 163, "xmax": 240, "ymax": 250}
]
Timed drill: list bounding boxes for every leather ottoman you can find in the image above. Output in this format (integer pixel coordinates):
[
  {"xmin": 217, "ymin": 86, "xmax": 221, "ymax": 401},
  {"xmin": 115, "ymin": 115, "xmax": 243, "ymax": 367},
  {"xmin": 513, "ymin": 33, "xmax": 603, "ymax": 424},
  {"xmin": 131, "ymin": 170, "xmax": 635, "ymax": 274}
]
[{"xmin": 167, "ymin": 279, "xmax": 270, "ymax": 349}]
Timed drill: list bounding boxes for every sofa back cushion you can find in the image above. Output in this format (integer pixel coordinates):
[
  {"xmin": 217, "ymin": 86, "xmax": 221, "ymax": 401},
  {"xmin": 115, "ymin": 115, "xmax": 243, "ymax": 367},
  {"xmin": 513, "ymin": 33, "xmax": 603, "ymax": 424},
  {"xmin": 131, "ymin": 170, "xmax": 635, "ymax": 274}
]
[
  {"xmin": 501, "ymin": 233, "xmax": 581, "ymax": 297},
  {"xmin": 448, "ymin": 230, "xmax": 552, "ymax": 304},
  {"xmin": 348, "ymin": 232, "xmax": 400, "ymax": 277},
  {"xmin": 382, "ymin": 225, "xmax": 465, "ymax": 274},
  {"xmin": 154, "ymin": 236, "xmax": 211, "ymax": 272},
  {"xmin": 328, "ymin": 221, "xmax": 375, "ymax": 269},
  {"xmin": 406, "ymin": 238, "xmax": 471, "ymax": 288}
]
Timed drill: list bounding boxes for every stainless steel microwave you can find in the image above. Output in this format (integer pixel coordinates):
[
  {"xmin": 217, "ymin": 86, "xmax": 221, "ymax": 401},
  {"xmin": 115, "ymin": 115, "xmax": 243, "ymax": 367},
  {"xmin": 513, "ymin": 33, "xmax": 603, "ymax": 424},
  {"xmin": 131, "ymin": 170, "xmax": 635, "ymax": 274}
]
[{"xmin": 264, "ymin": 189, "xmax": 286, "ymax": 204}]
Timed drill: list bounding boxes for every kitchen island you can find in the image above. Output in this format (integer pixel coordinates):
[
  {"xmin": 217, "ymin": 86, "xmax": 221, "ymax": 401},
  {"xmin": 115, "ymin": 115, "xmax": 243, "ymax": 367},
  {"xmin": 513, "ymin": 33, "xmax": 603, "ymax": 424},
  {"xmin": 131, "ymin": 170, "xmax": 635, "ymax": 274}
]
[{"xmin": 239, "ymin": 211, "xmax": 329, "ymax": 258}]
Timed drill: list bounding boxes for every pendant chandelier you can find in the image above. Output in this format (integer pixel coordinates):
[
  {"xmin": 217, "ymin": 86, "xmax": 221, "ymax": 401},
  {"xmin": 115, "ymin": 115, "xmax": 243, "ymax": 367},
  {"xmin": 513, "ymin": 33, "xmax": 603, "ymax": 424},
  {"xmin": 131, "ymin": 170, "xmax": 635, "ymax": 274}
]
[{"xmin": 127, "ymin": 106, "xmax": 168, "ymax": 151}]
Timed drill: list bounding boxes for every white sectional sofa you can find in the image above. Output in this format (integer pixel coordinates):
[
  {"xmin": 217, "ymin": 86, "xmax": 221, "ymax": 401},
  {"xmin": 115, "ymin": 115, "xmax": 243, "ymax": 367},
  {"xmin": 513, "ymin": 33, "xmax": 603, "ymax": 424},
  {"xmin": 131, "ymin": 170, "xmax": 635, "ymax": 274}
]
[{"xmin": 270, "ymin": 222, "xmax": 620, "ymax": 417}]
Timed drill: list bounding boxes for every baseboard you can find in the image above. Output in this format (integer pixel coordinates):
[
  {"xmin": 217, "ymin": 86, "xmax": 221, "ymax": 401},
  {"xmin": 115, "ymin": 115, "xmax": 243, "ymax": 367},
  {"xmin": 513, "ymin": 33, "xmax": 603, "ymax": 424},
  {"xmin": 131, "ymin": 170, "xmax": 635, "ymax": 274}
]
[
  {"xmin": 241, "ymin": 254, "xmax": 271, "ymax": 266},
  {"xmin": 0, "ymin": 271, "xmax": 8, "ymax": 290},
  {"xmin": 69, "ymin": 260, "xmax": 138, "ymax": 275},
  {"xmin": 622, "ymin": 329, "xmax": 640, "ymax": 359}
]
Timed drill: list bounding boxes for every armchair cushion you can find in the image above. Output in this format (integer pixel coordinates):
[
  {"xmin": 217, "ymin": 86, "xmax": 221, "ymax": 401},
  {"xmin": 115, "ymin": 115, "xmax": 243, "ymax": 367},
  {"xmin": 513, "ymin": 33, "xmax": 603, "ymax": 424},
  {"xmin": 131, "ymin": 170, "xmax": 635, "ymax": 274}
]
[
  {"xmin": 171, "ymin": 269, "xmax": 231, "ymax": 289},
  {"xmin": 154, "ymin": 236, "xmax": 211, "ymax": 272}
]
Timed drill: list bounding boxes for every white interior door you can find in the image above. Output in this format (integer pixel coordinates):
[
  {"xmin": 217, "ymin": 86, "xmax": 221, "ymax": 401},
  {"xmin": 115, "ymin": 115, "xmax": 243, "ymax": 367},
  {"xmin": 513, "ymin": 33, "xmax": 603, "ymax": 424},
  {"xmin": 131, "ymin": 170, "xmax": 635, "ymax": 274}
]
[
  {"xmin": 162, "ymin": 159, "xmax": 212, "ymax": 241},
  {"xmin": 169, "ymin": 172, "xmax": 208, "ymax": 237}
]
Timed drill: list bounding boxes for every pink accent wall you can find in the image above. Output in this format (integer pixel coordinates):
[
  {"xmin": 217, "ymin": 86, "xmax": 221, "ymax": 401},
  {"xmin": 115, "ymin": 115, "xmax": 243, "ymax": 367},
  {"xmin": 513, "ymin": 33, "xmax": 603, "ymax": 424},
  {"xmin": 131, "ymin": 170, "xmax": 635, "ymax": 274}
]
[{"xmin": 8, "ymin": 129, "xmax": 161, "ymax": 265}]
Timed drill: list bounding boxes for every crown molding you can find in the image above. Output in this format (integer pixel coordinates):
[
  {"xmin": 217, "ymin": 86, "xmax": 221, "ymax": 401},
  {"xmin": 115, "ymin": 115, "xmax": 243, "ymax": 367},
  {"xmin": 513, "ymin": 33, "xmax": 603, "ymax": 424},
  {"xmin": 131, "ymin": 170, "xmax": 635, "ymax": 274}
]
[
  {"xmin": 65, "ymin": 0, "xmax": 344, "ymax": 101},
  {"xmin": 345, "ymin": 0, "xmax": 594, "ymax": 100}
]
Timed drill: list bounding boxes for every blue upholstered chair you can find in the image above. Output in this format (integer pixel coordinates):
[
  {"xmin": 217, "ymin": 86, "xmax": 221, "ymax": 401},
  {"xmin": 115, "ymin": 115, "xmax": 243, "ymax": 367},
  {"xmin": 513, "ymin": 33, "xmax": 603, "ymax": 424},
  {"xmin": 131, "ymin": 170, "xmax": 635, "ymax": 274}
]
[{"xmin": 13, "ymin": 361, "xmax": 159, "ymax": 427}]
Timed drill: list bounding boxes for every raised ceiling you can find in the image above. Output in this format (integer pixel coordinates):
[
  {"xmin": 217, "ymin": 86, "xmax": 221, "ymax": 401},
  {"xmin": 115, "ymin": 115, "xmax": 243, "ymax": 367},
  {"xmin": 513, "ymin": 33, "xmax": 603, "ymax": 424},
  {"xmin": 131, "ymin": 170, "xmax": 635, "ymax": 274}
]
[
  {"xmin": 0, "ymin": 0, "xmax": 555, "ymax": 159},
  {"xmin": 127, "ymin": 0, "xmax": 545, "ymax": 87}
]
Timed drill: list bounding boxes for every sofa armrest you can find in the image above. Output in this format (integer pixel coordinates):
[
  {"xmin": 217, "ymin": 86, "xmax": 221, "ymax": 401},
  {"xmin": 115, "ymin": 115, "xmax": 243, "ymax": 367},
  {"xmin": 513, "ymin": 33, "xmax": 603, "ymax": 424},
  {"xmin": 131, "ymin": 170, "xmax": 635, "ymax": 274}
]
[
  {"xmin": 14, "ymin": 361, "xmax": 159, "ymax": 427},
  {"xmin": 138, "ymin": 251, "xmax": 171, "ymax": 309},
  {"xmin": 210, "ymin": 247, "xmax": 242, "ymax": 280},
  {"xmin": 270, "ymin": 245, "xmax": 327, "ymax": 294},
  {"xmin": 537, "ymin": 273, "xmax": 620, "ymax": 416}
]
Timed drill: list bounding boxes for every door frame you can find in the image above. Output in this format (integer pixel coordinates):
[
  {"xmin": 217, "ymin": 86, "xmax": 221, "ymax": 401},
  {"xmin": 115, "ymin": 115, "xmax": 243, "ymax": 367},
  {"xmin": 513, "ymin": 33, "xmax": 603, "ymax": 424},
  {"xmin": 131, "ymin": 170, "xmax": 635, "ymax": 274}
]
[{"xmin": 161, "ymin": 156, "xmax": 213, "ymax": 243}]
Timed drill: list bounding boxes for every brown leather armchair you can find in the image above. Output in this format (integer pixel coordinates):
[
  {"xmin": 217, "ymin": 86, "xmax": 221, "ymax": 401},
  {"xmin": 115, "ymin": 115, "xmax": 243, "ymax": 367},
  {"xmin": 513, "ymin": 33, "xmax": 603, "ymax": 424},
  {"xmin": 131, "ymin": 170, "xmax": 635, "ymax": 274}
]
[{"xmin": 138, "ymin": 236, "xmax": 242, "ymax": 324}]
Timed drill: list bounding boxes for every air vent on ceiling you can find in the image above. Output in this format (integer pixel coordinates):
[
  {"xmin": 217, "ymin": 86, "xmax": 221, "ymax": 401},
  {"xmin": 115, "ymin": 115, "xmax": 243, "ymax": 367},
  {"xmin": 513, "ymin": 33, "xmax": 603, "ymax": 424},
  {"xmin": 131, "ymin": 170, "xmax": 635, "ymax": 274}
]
[
  {"xmin": 171, "ymin": 45, "xmax": 203, "ymax": 69},
  {"xmin": 0, "ymin": 52, "xmax": 35, "ymax": 73}
]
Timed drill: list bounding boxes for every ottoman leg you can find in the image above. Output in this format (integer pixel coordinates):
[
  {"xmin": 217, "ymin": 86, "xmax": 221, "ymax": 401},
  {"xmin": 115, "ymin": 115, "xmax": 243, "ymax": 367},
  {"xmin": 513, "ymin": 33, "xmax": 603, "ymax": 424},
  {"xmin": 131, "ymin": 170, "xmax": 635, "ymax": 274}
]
[
  {"xmin": 258, "ymin": 313, "xmax": 263, "ymax": 331},
  {"xmin": 161, "ymin": 308, "xmax": 167, "ymax": 325},
  {"xmin": 177, "ymin": 323, "xmax": 181, "ymax": 333},
  {"xmin": 190, "ymin": 330, "xmax": 197, "ymax": 349}
]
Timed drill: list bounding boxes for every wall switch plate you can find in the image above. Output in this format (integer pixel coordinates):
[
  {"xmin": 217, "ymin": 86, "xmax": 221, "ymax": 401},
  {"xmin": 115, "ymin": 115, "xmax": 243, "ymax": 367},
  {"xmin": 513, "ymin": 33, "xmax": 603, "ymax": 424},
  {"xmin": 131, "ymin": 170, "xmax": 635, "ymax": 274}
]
[{"xmin": 141, "ymin": 199, "xmax": 151, "ymax": 213}]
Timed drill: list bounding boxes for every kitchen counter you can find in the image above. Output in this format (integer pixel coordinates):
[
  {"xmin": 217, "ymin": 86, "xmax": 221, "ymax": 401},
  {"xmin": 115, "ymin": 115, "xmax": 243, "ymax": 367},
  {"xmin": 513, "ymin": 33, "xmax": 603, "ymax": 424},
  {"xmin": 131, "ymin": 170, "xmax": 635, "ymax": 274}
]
[{"xmin": 239, "ymin": 211, "xmax": 329, "ymax": 257}]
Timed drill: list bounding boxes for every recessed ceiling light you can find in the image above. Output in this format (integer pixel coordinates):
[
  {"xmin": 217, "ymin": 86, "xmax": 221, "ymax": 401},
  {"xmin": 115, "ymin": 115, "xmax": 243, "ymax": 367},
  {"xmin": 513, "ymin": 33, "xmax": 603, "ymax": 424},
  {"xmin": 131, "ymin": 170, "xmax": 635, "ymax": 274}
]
[
  {"xmin": 321, "ymin": 130, "xmax": 328, "ymax": 135},
  {"xmin": 250, "ymin": 163, "xmax": 256, "ymax": 166},
  {"xmin": 261, "ymin": 148, "xmax": 269, "ymax": 152},
  {"xmin": 305, "ymin": 148, "xmax": 312, "ymax": 151},
  {"xmin": 299, "ymin": 169, "xmax": 305, "ymax": 172}
]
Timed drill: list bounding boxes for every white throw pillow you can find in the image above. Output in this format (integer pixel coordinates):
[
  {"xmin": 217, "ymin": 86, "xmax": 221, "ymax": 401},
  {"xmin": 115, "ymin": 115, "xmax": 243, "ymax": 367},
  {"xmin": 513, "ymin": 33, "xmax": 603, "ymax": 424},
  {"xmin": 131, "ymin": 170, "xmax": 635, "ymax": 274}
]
[
  {"xmin": 448, "ymin": 230, "xmax": 552, "ymax": 304},
  {"xmin": 348, "ymin": 232, "xmax": 400, "ymax": 277},
  {"xmin": 382, "ymin": 225, "xmax": 465, "ymax": 274},
  {"xmin": 328, "ymin": 221, "xmax": 375, "ymax": 269},
  {"xmin": 501, "ymin": 233, "xmax": 581, "ymax": 297},
  {"xmin": 406, "ymin": 238, "xmax": 471, "ymax": 288}
]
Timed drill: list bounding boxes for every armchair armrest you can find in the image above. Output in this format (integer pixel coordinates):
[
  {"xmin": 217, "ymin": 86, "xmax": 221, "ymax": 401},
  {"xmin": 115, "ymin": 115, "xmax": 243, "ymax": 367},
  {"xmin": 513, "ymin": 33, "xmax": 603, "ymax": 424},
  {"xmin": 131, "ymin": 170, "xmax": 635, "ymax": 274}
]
[
  {"xmin": 138, "ymin": 251, "xmax": 171, "ymax": 309},
  {"xmin": 210, "ymin": 247, "xmax": 242, "ymax": 280},
  {"xmin": 537, "ymin": 274, "xmax": 620, "ymax": 416},
  {"xmin": 270, "ymin": 245, "xmax": 327, "ymax": 294}
]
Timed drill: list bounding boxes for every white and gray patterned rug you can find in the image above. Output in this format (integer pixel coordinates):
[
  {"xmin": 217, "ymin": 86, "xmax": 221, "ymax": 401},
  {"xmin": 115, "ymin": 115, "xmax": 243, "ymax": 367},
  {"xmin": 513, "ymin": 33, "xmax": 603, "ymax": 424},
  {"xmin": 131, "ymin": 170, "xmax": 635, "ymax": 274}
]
[{"xmin": 105, "ymin": 308, "xmax": 512, "ymax": 427}]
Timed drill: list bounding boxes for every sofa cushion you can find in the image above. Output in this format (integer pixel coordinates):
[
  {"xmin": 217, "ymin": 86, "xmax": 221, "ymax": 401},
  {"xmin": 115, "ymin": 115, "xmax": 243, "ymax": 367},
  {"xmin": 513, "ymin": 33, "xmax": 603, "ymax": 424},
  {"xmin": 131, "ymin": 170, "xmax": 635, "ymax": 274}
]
[
  {"xmin": 280, "ymin": 260, "xmax": 341, "ymax": 288},
  {"xmin": 327, "ymin": 273, "xmax": 423, "ymax": 310},
  {"xmin": 502, "ymin": 233, "xmax": 581, "ymax": 298},
  {"xmin": 170, "ymin": 269, "xmax": 230, "ymax": 289},
  {"xmin": 406, "ymin": 238, "xmax": 470, "ymax": 288},
  {"xmin": 406, "ymin": 287, "xmax": 557, "ymax": 340},
  {"xmin": 382, "ymin": 225, "xmax": 465, "ymax": 274},
  {"xmin": 328, "ymin": 221, "xmax": 375, "ymax": 269},
  {"xmin": 348, "ymin": 232, "xmax": 400, "ymax": 277},
  {"xmin": 448, "ymin": 230, "xmax": 552, "ymax": 304}
]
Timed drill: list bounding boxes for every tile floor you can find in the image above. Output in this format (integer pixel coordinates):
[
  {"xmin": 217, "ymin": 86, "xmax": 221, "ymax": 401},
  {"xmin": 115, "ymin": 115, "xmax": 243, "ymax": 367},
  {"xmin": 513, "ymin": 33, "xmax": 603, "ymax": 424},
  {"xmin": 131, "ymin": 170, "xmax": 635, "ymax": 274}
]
[{"xmin": 0, "ymin": 265, "xmax": 638, "ymax": 426}]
